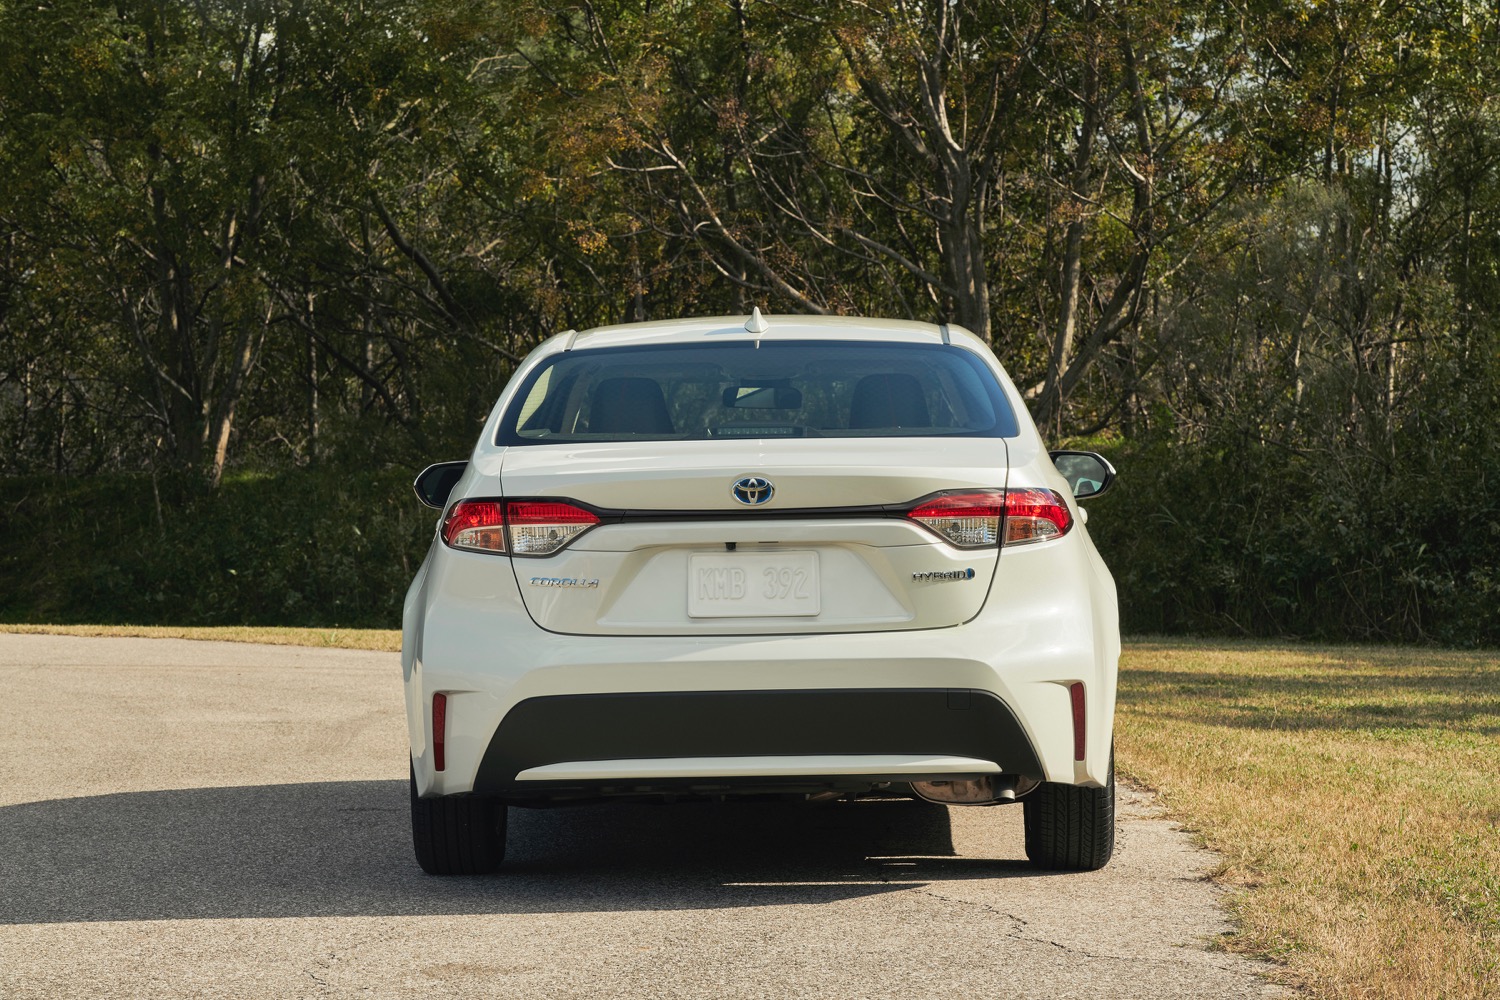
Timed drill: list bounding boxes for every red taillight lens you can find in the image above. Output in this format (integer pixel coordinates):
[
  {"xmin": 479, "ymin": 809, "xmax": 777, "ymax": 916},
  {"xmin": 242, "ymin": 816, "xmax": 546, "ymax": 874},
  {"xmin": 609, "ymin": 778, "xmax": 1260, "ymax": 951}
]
[
  {"xmin": 442, "ymin": 500, "xmax": 506, "ymax": 552},
  {"xmin": 432, "ymin": 692, "xmax": 447, "ymax": 772},
  {"xmin": 441, "ymin": 498, "xmax": 599, "ymax": 555},
  {"xmin": 1001, "ymin": 487, "xmax": 1073, "ymax": 546},
  {"xmin": 505, "ymin": 500, "xmax": 599, "ymax": 555},
  {"xmin": 909, "ymin": 491, "xmax": 1007, "ymax": 548},
  {"xmin": 908, "ymin": 488, "xmax": 1074, "ymax": 548}
]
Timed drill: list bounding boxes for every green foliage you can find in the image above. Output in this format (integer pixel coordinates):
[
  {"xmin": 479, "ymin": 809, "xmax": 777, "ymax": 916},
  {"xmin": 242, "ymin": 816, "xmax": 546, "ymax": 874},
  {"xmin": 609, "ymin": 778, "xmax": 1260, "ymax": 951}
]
[
  {"xmin": 0, "ymin": 0, "xmax": 521, "ymax": 481},
  {"xmin": 1087, "ymin": 351, "xmax": 1500, "ymax": 646},
  {"xmin": 2, "ymin": 1, "xmax": 1499, "ymax": 642},
  {"xmin": 0, "ymin": 468, "xmax": 432, "ymax": 627}
]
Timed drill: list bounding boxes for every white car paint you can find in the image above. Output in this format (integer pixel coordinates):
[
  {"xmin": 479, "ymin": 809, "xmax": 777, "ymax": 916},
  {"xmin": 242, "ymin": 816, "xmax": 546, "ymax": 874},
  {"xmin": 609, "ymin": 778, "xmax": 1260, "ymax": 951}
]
[{"xmin": 403, "ymin": 315, "xmax": 1119, "ymax": 806}]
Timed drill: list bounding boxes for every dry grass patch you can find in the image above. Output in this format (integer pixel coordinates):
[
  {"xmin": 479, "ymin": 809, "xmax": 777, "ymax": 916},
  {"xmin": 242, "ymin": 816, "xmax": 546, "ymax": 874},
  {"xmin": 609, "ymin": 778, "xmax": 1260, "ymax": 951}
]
[
  {"xmin": 0, "ymin": 622, "xmax": 401, "ymax": 652},
  {"xmin": 1118, "ymin": 639, "xmax": 1500, "ymax": 999}
]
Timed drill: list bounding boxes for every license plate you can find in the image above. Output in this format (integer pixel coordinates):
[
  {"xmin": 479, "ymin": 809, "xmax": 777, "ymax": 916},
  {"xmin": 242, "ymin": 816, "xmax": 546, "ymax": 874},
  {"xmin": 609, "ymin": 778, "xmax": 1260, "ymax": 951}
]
[{"xmin": 688, "ymin": 551, "xmax": 820, "ymax": 618}]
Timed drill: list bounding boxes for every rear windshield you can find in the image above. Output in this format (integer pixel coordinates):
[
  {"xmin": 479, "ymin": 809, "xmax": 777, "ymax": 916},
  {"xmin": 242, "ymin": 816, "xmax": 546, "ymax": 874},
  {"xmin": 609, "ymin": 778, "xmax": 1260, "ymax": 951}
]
[{"xmin": 497, "ymin": 340, "xmax": 1018, "ymax": 444}]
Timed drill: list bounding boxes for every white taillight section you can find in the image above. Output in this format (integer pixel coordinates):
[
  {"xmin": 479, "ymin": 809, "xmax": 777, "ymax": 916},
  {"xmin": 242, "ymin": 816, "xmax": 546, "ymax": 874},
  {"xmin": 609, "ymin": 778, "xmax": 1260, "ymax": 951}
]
[
  {"xmin": 909, "ymin": 491, "xmax": 1007, "ymax": 548},
  {"xmin": 443, "ymin": 500, "xmax": 506, "ymax": 552},
  {"xmin": 505, "ymin": 501, "xmax": 600, "ymax": 555},
  {"xmin": 442, "ymin": 499, "xmax": 600, "ymax": 555},
  {"xmin": 908, "ymin": 488, "xmax": 1073, "ymax": 548},
  {"xmin": 1000, "ymin": 487, "xmax": 1073, "ymax": 546}
]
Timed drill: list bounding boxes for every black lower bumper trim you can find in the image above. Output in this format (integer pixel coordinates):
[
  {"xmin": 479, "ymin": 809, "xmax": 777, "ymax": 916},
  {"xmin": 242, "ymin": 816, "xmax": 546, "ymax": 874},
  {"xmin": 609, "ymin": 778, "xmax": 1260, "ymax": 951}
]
[{"xmin": 471, "ymin": 688, "xmax": 1043, "ymax": 798}]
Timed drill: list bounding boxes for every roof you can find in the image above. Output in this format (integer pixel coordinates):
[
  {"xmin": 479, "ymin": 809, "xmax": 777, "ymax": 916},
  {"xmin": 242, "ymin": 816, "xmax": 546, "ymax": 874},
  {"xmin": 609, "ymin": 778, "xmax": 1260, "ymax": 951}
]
[{"xmin": 539, "ymin": 314, "xmax": 988, "ymax": 355}]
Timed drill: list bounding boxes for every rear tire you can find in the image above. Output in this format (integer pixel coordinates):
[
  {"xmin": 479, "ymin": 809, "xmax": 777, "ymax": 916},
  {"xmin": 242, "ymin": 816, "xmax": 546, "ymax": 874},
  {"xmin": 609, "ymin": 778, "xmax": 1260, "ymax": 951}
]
[
  {"xmin": 410, "ymin": 764, "xmax": 507, "ymax": 875},
  {"xmin": 1022, "ymin": 750, "xmax": 1115, "ymax": 871}
]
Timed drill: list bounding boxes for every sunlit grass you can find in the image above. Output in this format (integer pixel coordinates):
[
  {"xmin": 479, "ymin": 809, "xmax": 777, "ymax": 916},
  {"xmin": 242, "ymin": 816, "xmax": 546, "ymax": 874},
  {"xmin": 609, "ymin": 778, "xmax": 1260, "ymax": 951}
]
[
  {"xmin": 1117, "ymin": 639, "xmax": 1500, "ymax": 999},
  {"xmin": 0, "ymin": 622, "xmax": 401, "ymax": 651}
]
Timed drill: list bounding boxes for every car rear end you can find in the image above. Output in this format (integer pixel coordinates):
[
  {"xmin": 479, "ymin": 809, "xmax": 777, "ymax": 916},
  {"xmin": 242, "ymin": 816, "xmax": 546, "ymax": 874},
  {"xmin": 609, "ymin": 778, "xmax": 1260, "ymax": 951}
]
[{"xmin": 403, "ymin": 316, "xmax": 1119, "ymax": 873}]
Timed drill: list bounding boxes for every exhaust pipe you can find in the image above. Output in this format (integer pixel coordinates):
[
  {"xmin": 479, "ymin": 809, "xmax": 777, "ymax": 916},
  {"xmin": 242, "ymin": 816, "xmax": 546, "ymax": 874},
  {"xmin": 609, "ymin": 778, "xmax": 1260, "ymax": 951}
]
[{"xmin": 910, "ymin": 775, "xmax": 1033, "ymax": 806}]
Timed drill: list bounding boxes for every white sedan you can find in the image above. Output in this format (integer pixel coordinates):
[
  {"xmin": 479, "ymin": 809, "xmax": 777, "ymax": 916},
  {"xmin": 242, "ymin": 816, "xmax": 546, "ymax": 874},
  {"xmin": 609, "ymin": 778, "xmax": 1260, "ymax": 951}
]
[{"xmin": 403, "ymin": 313, "xmax": 1120, "ymax": 874}]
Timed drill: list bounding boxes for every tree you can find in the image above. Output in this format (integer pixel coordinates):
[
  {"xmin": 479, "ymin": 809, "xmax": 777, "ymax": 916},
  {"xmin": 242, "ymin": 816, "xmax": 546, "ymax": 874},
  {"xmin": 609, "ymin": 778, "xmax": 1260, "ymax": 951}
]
[
  {"xmin": 0, "ymin": 0, "xmax": 523, "ymax": 480},
  {"xmin": 507, "ymin": 0, "xmax": 1255, "ymax": 435}
]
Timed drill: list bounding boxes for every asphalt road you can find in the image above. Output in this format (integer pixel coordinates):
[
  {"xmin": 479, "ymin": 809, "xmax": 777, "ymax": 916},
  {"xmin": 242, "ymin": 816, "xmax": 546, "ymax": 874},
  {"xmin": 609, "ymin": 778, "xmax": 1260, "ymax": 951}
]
[{"xmin": 0, "ymin": 634, "xmax": 1287, "ymax": 999}]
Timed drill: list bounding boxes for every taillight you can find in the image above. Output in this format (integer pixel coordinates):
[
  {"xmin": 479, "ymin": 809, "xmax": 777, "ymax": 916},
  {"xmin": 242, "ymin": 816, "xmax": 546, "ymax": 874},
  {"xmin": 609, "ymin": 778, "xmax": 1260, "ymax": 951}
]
[
  {"xmin": 505, "ymin": 501, "xmax": 599, "ymax": 555},
  {"xmin": 909, "ymin": 491, "xmax": 1007, "ymax": 548},
  {"xmin": 443, "ymin": 500, "xmax": 506, "ymax": 552},
  {"xmin": 999, "ymin": 488, "xmax": 1073, "ymax": 546},
  {"xmin": 441, "ymin": 498, "xmax": 599, "ymax": 556},
  {"xmin": 908, "ymin": 488, "xmax": 1073, "ymax": 548}
]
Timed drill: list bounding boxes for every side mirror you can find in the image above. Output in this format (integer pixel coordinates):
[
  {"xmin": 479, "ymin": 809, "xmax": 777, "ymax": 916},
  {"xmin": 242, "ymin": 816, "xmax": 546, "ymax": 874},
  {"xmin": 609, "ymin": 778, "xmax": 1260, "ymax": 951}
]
[
  {"xmin": 413, "ymin": 461, "xmax": 467, "ymax": 509},
  {"xmin": 1049, "ymin": 451, "xmax": 1116, "ymax": 500}
]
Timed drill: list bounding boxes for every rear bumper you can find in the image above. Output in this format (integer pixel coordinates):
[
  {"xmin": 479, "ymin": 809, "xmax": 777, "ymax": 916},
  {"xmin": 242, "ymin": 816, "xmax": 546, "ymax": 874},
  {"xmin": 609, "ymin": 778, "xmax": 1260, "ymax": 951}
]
[
  {"xmin": 404, "ymin": 525, "xmax": 1119, "ymax": 797},
  {"xmin": 472, "ymin": 688, "xmax": 1042, "ymax": 800}
]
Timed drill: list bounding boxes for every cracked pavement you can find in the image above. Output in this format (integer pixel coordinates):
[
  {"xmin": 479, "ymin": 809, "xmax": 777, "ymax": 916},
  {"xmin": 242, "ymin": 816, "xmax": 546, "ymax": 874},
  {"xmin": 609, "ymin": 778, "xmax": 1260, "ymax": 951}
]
[{"xmin": 0, "ymin": 634, "xmax": 1290, "ymax": 998}]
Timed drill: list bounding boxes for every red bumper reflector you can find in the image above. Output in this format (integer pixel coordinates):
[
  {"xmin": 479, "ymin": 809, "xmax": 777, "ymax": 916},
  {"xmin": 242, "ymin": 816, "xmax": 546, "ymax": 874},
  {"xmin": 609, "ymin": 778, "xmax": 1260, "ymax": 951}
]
[
  {"xmin": 432, "ymin": 692, "xmax": 447, "ymax": 772},
  {"xmin": 1069, "ymin": 682, "xmax": 1086, "ymax": 761}
]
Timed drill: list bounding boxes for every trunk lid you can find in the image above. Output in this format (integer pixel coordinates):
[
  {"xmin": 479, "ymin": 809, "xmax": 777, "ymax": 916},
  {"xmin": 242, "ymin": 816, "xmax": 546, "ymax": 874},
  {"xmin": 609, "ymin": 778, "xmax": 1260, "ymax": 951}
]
[{"xmin": 498, "ymin": 439, "xmax": 1009, "ymax": 635}]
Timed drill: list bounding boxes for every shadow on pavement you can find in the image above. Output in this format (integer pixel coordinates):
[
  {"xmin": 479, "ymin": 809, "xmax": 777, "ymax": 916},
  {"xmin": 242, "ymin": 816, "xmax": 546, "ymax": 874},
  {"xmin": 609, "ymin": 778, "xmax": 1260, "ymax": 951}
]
[{"xmin": 0, "ymin": 780, "xmax": 1043, "ymax": 924}]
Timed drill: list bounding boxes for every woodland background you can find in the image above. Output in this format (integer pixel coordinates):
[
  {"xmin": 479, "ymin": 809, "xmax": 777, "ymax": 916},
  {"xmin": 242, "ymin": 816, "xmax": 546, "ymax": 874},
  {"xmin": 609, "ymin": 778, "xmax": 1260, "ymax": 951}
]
[{"xmin": 1, "ymin": 0, "xmax": 1496, "ymax": 643}]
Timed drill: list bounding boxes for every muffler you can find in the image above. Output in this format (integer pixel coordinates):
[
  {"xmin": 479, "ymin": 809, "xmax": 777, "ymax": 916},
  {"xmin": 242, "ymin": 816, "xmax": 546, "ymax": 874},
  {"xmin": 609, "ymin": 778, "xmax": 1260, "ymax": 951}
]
[{"xmin": 910, "ymin": 775, "xmax": 1032, "ymax": 806}]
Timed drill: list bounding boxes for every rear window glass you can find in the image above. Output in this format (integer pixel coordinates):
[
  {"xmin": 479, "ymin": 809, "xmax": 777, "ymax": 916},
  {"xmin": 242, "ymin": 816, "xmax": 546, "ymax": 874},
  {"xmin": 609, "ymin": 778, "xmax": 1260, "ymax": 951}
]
[{"xmin": 497, "ymin": 340, "xmax": 1018, "ymax": 444}]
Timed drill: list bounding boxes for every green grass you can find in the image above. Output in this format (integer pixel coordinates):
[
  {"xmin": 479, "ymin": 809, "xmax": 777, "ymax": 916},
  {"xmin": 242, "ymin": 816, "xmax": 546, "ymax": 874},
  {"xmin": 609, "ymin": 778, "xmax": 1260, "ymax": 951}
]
[
  {"xmin": 0, "ymin": 623, "xmax": 401, "ymax": 651},
  {"xmin": 1118, "ymin": 638, "xmax": 1500, "ymax": 998}
]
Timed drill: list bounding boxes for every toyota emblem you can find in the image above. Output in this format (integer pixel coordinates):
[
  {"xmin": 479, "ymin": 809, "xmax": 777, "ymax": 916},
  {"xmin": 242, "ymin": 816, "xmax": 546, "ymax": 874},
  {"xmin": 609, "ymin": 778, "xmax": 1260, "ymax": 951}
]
[{"xmin": 731, "ymin": 476, "xmax": 775, "ymax": 506}]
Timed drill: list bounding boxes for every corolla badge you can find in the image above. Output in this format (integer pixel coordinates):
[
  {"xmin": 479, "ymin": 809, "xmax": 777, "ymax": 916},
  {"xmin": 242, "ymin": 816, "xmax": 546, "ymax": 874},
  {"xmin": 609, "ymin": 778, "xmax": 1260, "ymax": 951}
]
[
  {"xmin": 731, "ymin": 476, "xmax": 775, "ymax": 506},
  {"xmin": 528, "ymin": 577, "xmax": 600, "ymax": 589}
]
